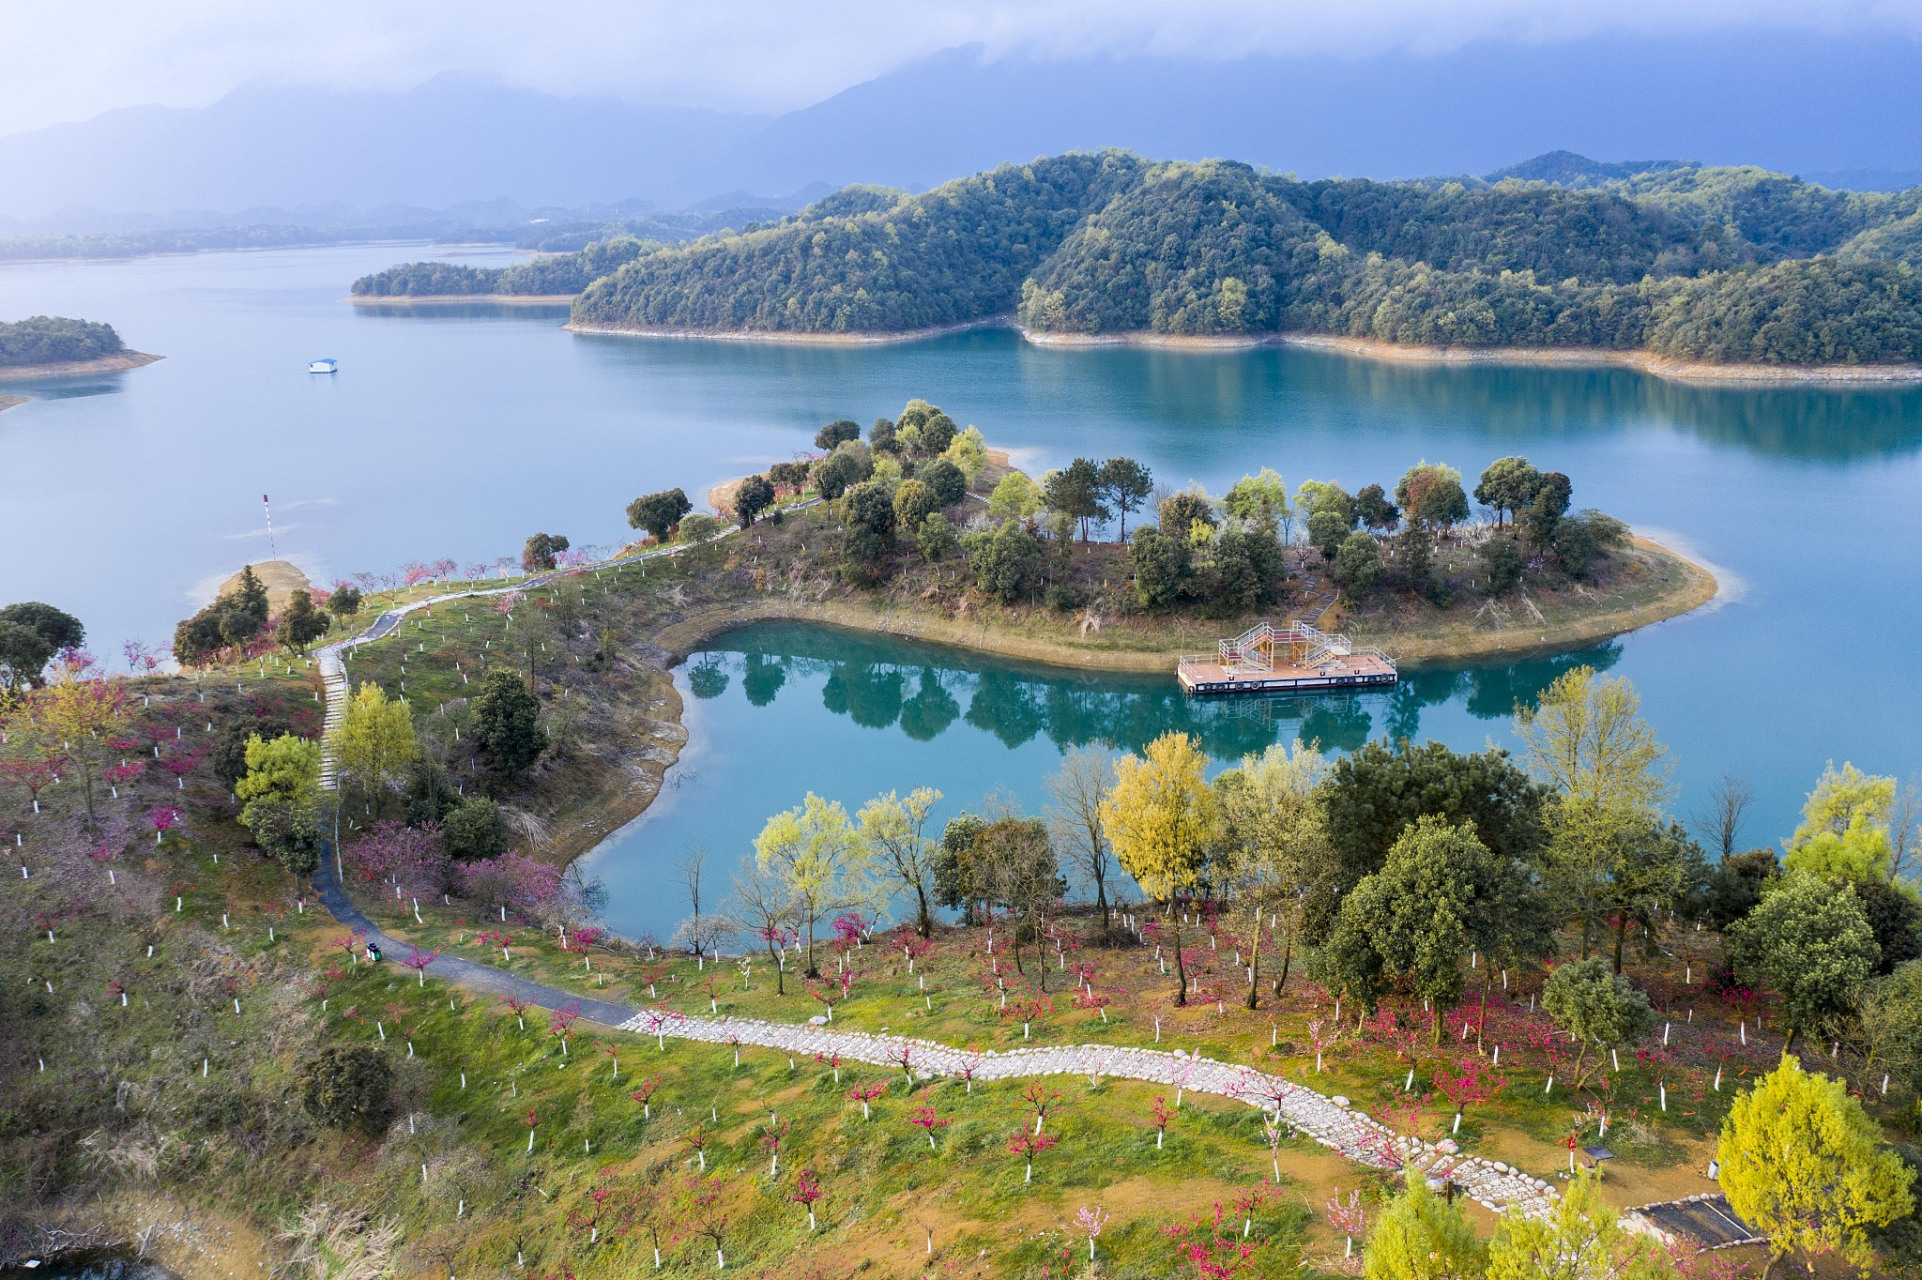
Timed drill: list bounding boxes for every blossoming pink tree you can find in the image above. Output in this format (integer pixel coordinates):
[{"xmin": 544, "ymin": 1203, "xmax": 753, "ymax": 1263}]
[
  {"xmin": 149, "ymin": 805, "xmax": 180, "ymax": 844},
  {"xmin": 907, "ymin": 1104, "xmax": 949, "ymax": 1150},
  {"xmin": 1075, "ymin": 1206, "xmax": 1110, "ymax": 1262},
  {"xmin": 792, "ymin": 1169, "xmax": 822, "ymax": 1231},
  {"xmin": 848, "ymin": 1080, "xmax": 888, "ymax": 1120},
  {"xmin": 1326, "ymin": 1189, "xmax": 1367, "ymax": 1260}
]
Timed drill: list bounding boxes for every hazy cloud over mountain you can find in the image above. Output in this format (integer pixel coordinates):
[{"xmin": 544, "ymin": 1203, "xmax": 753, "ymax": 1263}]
[{"xmin": 4, "ymin": 0, "xmax": 1922, "ymax": 132}]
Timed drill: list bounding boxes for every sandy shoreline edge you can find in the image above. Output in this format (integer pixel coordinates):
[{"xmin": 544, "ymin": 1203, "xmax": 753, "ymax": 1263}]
[
  {"xmin": 0, "ymin": 350, "xmax": 162, "ymax": 384},
  {"xmin": 555, "ymin": 316, "xmax": 1922, "ymax": 385},
  {"xmin": 564, "ymin": 315, "xmax": 1012, "ymax": 346},
  {"xmin": 641, "ymin": 535, "xmax": 1718, "ymax": 675}
]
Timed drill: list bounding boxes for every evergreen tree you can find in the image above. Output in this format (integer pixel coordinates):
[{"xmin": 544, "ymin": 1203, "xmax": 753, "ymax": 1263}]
[
  {"xmin": 276, "ymin": 592, "xmax": 329, "ymax": 653},
  {"xmin": 471, "ymin": 668, "xmax": 547, "ymax": 779},
  {"xmin": 626, "ymin": 488, "xmax": 693, "ymax": 541},
  {"xmin": 734, "ymin": 474, "xmax": 776, "ymax": 527},
  {"xmin": 1719, "ymin": 1056, "xmax": 1914, "ymax": 1279}
]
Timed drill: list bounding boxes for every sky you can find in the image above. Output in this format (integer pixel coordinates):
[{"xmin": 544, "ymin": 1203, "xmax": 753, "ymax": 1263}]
[{"xmin": 4, "ymin": 0, "xmax": 1922, "ymax": 135}]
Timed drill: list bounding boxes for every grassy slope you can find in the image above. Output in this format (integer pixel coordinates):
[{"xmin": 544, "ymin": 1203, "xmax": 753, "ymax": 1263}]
[{"xmin": 3, "ymin": 530, "xmax": 1878, "ymax": 1280}]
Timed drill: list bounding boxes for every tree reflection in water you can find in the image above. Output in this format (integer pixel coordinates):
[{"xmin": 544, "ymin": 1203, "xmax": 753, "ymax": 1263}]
[{"xmin": 694, "ymin": 621, "xmax": 1624, "ymax": 760}]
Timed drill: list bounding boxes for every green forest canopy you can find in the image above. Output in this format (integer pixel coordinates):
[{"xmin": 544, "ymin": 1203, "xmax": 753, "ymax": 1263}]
[
  {"xmin": 0, "ymin": 316, "xmax": 125, "ymax": 368},
  {"xmin": 361, "ymin": 151, "xmax": 1922, "ymax": 364},
  {"xmin": 350, "ymin": 237, "xmax": 652, "ymax": 298}
]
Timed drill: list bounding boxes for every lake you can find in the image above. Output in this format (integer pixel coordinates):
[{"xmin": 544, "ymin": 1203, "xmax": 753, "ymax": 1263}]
[{"xmin": 2, "ymin": 244, "xmax": 1918, "ymax": 940}]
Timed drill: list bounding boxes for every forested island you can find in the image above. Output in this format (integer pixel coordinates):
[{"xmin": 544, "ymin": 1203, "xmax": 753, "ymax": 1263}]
[
  {"xmin": 349, "ymin": 237, "xmax": 651, "ymax": 300},
  {"xmin": 492, "ymin": 150, "xmax": 1922, "ymax": 372},
  {"xmin": 0, "ymin": 316, "xmax": 155, "ymax": 389}
]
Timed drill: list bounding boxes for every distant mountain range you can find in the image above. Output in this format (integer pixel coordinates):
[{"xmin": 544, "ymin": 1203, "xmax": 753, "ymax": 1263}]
[{"xmin": 5, "ymin": 30, "xmax": 1922, "ymax": 226}]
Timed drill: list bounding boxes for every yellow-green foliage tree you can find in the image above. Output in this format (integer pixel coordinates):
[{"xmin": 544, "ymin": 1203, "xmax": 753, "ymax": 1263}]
[
  {"xmin": 1516, "ymin": 666, "xmax": 1684, "ymax": 965},
  {"xmin": 1486, "ymin": 1171, "xmax": 1671, "ymax": 1280},
  {"xmin": 1719, "ymin": 1056, "xmax": 1915, "ymax": 1280},
  {"xmin": 334, "ymin": 682, "xmax": 418, "ymax": 818},
  {"xmin": 1363, "ymin": 1176, "xmax": 1486, "ymax": 1280},
  {"xmin": 1211, "ymin": 740, "xmax": 1330, "ymax": 1007},
  {"xmin": 1101, "ymin": 731, "xmax": 1216, "ymax": 1005},
  {"xmin": 236, "ymin": 732, "xmax": 324, "ymax": 873},
  {"xmin": 857, "ymin": 786, "xmax": 943, "ymax": 938},
  {"xmin": 754, "ymin": 792, "xmax": 875, "ymax": 978},
  {"xmin": 1785, "ymin": 761, "xmax": 1897, "ymax": 882}
]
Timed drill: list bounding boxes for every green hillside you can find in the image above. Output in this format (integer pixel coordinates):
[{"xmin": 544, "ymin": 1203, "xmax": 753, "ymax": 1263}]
[
  {"xmin": 350, "ymin": 237, "xmax": 651, "ymax": 298},
  {"xmin": 0, "ymin": 315, "xmax": 125, "ymax": 367},
  {"xmin": 356, "ymin": 150, "xmax": 1922, "ymax": 364}
]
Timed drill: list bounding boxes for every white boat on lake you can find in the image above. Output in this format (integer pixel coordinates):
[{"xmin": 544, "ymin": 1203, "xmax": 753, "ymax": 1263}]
[{"xmin": 308, "ymin": 358, "xmax": 338, "ymax": 373}]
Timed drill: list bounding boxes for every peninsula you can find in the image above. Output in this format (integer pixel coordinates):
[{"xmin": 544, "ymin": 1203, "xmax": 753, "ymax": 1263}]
[
  {"xmin": 0, "ymin": 315, "xmax": 159, "ymax": 392},
  {"xmin": 318, "ymin": 401, "xmax": 1715, "ymax": 867},
  {"xmin": 363, "ymin": 150, "xmax": 1922, "ymax": 380},
  {"xmin": 16, "ymin": 412, "xmax": 1916, "ymax": 1280}
]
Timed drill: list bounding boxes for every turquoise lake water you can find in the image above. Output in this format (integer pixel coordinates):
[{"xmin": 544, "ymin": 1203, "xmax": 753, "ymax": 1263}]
[{"xmin": 1, "ymin": 244, "xmax": 1918, "ymax": 940}]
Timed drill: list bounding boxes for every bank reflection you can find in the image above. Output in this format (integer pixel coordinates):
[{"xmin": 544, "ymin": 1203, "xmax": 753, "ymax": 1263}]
[{"xmin": 687, "ymin": 621, "xmax": 1626, "ymax": 761}]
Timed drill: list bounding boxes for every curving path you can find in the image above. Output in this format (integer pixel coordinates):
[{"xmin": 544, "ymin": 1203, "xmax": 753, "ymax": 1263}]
[
  {"xmin": 312, "ymin": 514, "xmax": 783, "ymax": 787},
  {"xmin": 307, "ymin": 504, "xmax": 1560, "ymax": 1219},
  {"xmin": 310, "ymin": 855, "xmax": 1555, "ymax": 1217}
]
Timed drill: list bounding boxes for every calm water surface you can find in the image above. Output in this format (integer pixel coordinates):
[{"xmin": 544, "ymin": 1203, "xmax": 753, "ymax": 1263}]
[{"xmin": 1, "ymin": 246, "xmax": 1918, "ymax": 940}]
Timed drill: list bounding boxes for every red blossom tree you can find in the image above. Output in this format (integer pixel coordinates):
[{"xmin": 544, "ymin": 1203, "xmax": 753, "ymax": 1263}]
[
  {"xmin": 628, "ymin": 1074, "xmax": 664, "ymax": 1120},
  {"xmin": 792, "ymin": 1168, "xmax": 823, "ymax": 1231},
  {"xmin": 847, "ymin": 1080, "xmax": 888, "ymax": 1120},
  {"xmin": 907, "ymin": 1104, "xmax": 949, "ymax": 1150},
  {"xmin": 1150, "ymin": 1095, "xmax": 1174, "ymax": 1149},
  {"xmin": 401, "ymin": 944, "xmax": 440, "ymax": 986},
  {"xmin": 1008, "ymin": 1131, "xmax": 1057, "ymax": 1183}
]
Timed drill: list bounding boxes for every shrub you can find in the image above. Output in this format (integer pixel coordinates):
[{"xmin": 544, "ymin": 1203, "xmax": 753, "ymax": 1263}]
[
  {"xmin": 442, "ymin": 797, "xmax": 512, "ymax": 862},
  {"xmin": 299, "ymin": 1044, "xmax": 394, "ymax": 1134},
  {"xmin": 918, "ymin": 457, "xmax": 968, "ymax": 507},
  {"xmin": 1477, "ymin": 535, "xmax": 1523, "ymax": 595}
]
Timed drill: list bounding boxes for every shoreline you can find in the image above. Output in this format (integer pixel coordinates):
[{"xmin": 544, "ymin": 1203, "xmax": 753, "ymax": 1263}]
[
  {"xmin": 348, "ymin": 292, "xmax": 576, "ymax": 306},
  {"xmin": 0, "ymin": 350, "xmax": 162, "ymax": 383},
  {"xmin": 551, "ymin": 313, "xmax": 1922, "ymax": 384},
  {"xmin": 1274, "ymin": 334, "xmax": 1922, "ymax": 386},
  {"xmin": 563, "ymin": 313, "xmax": 1012, "ymax": 346},
  {"xmin": 644, "ymin": 534, "xmax": 1718, "ymax": 674}
]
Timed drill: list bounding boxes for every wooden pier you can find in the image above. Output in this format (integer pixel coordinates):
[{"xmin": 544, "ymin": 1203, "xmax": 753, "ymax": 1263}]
[{"xmin": 1178, "ymin": 620, "xmax": 1397, "ymax": 696}]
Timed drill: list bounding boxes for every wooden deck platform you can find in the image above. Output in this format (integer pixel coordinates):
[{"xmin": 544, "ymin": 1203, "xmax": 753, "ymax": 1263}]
[{"xmin": 1178, "ymin": 651, "xmax": 1398, "ymax": 695}]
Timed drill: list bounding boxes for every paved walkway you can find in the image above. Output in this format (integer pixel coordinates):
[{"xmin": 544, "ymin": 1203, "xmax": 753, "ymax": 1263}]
[
  {"xmin": 310, "ymin": 857, "xmax": 1554, "ymax": 1217},
  {"xmin": 313, "ymin": 507, "xmax": 809, "ymax": 786}
]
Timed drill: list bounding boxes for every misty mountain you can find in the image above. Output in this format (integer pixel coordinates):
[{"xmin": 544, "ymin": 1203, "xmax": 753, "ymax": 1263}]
[
  {"xmin": 7, "ymin": 30, "xmax": 1922, "ymax": 223},
  {"xmin": 0, "ymin": 73, "xmax": 765, "ymax": 220},
  {"xmin": 689, "ymin": 32, "xmax": 1922, "ymax": 198}
]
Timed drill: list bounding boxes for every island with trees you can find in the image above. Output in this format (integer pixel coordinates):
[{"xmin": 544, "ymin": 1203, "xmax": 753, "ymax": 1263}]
[
  {"xmin": 348, "ymin": 238, "xmax": 653, "ymax": 303},
  {"xmin": 482, "ymin": 150, "xmax": 1922, "ymax": 378},
  {"xmin": 0, "ymin": 315, "xmax": 159, "ymax": 390},
  {"xmin": 3, "ymin": 496, "xmax": 1917, "ymax": 1278}
]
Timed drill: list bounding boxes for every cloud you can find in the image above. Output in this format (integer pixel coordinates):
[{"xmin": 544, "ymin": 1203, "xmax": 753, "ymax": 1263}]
[{"xmin": 1, "ymin": 0, "xmax": 1918, "ymax": 133}]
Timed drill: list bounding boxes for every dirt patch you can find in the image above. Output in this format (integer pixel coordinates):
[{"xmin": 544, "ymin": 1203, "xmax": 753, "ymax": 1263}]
[
  {"xmin": 0, "ymin": 392, "xmax": 25, "ymax": 413},
  {"xmin": 5, "ymin": 1190, "xmax": 282, "ymax": 1280}
]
